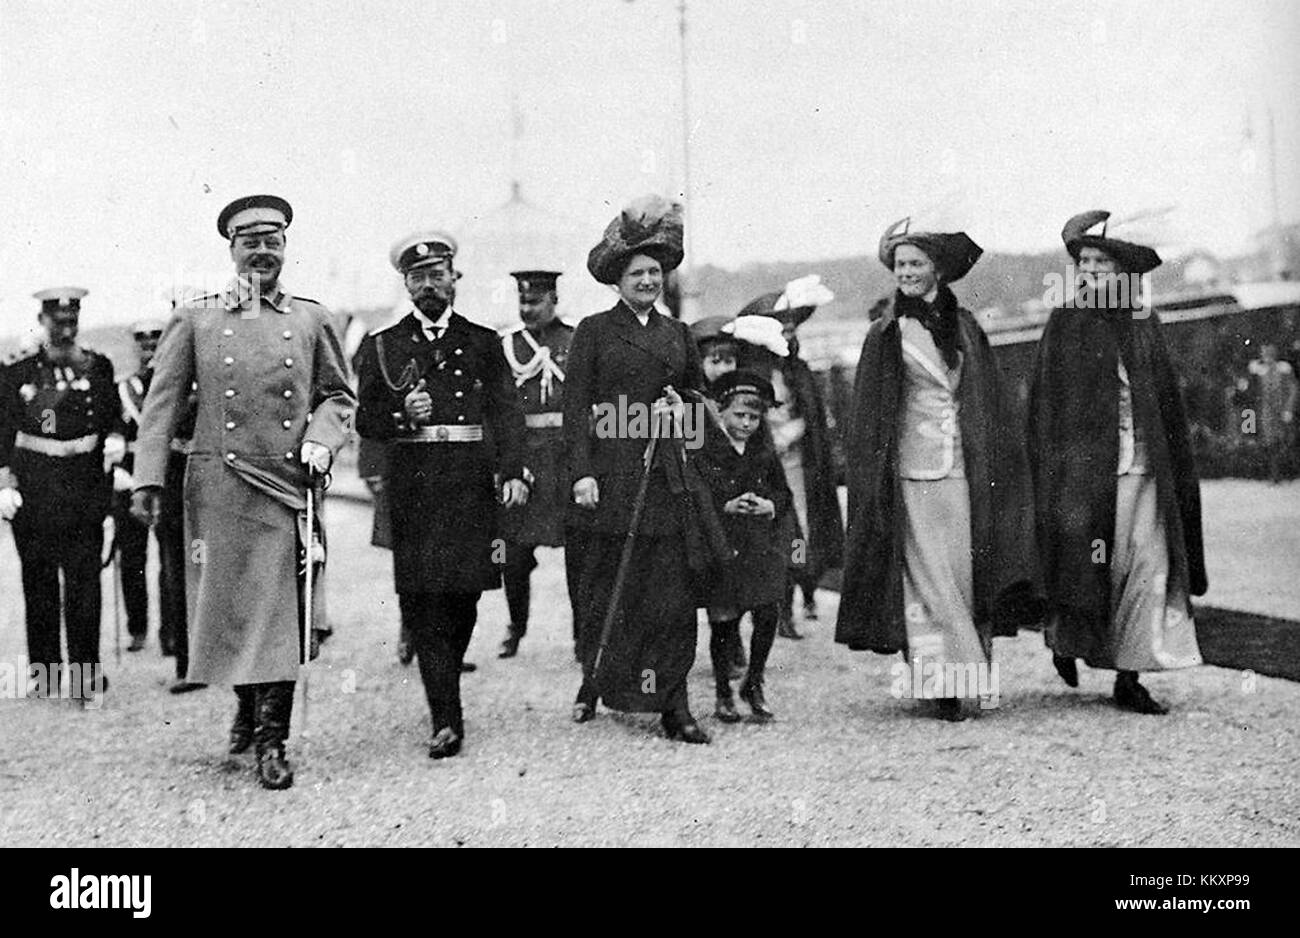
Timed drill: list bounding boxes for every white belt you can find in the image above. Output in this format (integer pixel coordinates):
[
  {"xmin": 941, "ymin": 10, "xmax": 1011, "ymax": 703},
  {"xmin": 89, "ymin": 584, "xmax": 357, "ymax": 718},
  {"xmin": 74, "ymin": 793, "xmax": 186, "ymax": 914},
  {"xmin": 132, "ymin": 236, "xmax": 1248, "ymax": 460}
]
[
  {"xmin": 524, "ymin": 412, "xmax": 563, "ymax": 429},
  {"xmin": 14, "ymin": 431, "xmax": 100, "ymax": 458},
  {"xmin": 397, "ymin": 424, "xmax": 484, "ymax": 444}
]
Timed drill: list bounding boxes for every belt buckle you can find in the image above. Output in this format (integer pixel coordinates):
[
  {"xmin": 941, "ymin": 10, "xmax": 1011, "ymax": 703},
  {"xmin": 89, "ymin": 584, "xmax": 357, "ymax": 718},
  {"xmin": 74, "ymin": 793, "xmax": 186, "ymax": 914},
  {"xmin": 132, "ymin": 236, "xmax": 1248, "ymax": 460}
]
[{"xmin": 434, "ymin": 426, "xmax": 449, "ymax": 442}]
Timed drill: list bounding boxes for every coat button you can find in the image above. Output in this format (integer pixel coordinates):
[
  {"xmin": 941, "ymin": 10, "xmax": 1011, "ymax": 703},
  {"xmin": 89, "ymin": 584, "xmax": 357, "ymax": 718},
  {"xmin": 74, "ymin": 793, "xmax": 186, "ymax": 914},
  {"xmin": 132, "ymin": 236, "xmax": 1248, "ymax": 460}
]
[
  {"xmin": 457, "ymin": 415, "xmax": 465, "ymax": 422},
  {"xmin": 283, "ymin": 389, "xmax": 293, "ymax": 398},
  {"xmin": 454, "ymin": 390, "xmax": 463, "ymax": 398},
  {"xmin": 285, "ymin": 451, "xmax": 294, "ymax": 460},
  {"xmin": 454, "ymin": 369, "xmax": 462, "ymax": 376},
  {"xmin": 226, "ymin": 421, "xmax": 235, "ymax": 430},
  {"xmin": 225, "ymin": 389, "xmax": 236, "ymax": 398},
  {"xmin": 224, "ymin": 356, "xmax": 234, "ymax": 365},
  {"xmin": 282, "ymin": 420, "xmax": 291, "ymax": 429},
  {"xmin": 283, "ymin": 331, "xmax": 292, "ymax": 339},
  {"xmin": 223, "ymin": 328, "xmax": 234, "ymax": 336},
  {"xmin": 226, "ymin": 452, "xmax": 236, "ymax": 461},
  {"xmin": 284, "ymin": 357, "xmax": 294, "ymax": 367},
  {"xmin": 455, "ymin": 348, "xmax": 463, "ymax": 355}
]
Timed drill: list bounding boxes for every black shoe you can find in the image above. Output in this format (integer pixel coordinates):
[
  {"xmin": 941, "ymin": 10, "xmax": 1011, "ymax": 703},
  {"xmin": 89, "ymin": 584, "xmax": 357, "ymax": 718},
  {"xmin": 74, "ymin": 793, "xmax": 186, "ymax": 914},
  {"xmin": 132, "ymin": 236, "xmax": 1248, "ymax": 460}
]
[
  {"xmin": 802, "ymin": 599, "xmax": 819, "ymax": 621},
  {"xmin": 126, "ymin": 636, "xmax": 146, "ymax": 653},
  {"xmin": 1114, "ymin": 673, "xmax": 1168, "ymax": 715},
  {"xmin": 1053, "ymin": 655, "xmax": 1079, "ymax": 688},
  {"xmin": 256, "ymin": 744, "xmax": 295, "ymax": 789},
  {"xmin": 662, "ymin": 711, "xmax": 711, "ymax": 744},
  {"xmin": 428, "ymin": 726, "xmax": 463, "ymax": 759},
  {"xmin": 169, "ymin": 679, "xmax": 207, "ymax": 695},
  {"xmin": 498, "ymin": 630, "xmax": 522, "ymax": 659},
  {"xmin": 714, "ymin": 695, "xmax": 741, "ymax": 724},
  {"xmin": 932, "ymin": 698, "xmax": 967, "ymax": 722},
  {"xmin": 776, "ymin": 615, "xmax": 802, "ymax": 640},
  {"xmin": 229, "ymin": 688, "xmax": 256, "ymax": 755},
  {"xmin": 738, "ymin": 679, "xmax": 775, "ymax": 722},
  {"xmin": 460, "ymin": 661, "xmax": 478, "ymax": 674}
]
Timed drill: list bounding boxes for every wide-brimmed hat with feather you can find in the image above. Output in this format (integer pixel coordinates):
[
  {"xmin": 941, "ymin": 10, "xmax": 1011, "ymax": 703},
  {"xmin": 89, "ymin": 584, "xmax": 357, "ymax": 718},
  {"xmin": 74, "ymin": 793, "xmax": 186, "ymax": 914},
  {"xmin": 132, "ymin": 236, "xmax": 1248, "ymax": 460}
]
[
  {"xmin": 587, "ymin": 194, "xmax": 685, "ymax": 285},
  {"xmin": 878, "ymin": 217, "xmax": 983, "ymax": 283},
  {"xmin": 1061, "ymin": 209, "xmax": 1162, "ymax": 275}
]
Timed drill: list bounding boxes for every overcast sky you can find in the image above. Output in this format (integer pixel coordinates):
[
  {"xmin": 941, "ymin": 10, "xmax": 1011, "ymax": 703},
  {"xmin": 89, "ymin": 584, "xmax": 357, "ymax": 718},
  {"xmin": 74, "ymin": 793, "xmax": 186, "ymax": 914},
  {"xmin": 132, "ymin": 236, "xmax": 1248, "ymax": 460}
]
[{"xmin": 1, "ymin": 0, "xmax": 1297, "ymax": 333}]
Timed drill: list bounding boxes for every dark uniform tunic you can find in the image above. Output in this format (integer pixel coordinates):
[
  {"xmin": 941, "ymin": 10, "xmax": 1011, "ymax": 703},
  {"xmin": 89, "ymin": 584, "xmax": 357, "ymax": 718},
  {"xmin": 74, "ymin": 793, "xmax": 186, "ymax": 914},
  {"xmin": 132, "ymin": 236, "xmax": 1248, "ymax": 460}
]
[
  {"xmin": 497, "ymin": 319, "xmax": 582, "ymax": 638},
  {"xmin": 354, "ymin": 309, "xmax": 527, "ymax": 735},
  {"xmin": 563, "ymin": 301, "xmax": 705, "ymax": 713},
  {"xmin": 0, "ymin": 346, "xmax": 120, "ymax": 692}
]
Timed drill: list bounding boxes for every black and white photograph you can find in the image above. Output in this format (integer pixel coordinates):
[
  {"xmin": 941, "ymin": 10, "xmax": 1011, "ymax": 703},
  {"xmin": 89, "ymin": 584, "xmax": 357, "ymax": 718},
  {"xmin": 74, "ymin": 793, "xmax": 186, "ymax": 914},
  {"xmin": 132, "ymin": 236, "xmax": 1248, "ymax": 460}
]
[{"xmin": 0, "ymin": 0, "xmax": 1296, "ymax": 885}]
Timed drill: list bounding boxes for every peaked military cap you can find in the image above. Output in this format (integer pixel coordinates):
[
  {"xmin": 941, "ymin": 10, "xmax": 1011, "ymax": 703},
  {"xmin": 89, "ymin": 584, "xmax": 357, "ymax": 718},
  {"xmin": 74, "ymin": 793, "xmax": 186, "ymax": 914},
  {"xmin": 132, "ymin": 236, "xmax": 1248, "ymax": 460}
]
[
  {"xmin": 391, "ymin": 231, "xmax": 459, "ymax": 272},
  {"xmin": 33, "ymin": 286, "xmax": 89, "ymax": 313},
  {"xmin": 218, "ymin": 194, "xmax": 293, "ymax": 239}
]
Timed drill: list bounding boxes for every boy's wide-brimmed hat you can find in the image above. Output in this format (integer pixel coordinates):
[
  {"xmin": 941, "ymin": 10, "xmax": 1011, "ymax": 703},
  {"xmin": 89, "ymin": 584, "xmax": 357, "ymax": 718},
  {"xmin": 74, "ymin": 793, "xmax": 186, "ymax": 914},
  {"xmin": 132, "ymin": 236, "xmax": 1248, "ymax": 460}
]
[
  {"xmin": 878, "ymin": 217, "xmax": 982, "ymax": 283},
  {"xmin": 587, "ymin": 194, "xmax": 685, "ymax": 285},
  {"xmin": 1061, "ymin": 210, "xmax": 1162, "ymax": 275}
]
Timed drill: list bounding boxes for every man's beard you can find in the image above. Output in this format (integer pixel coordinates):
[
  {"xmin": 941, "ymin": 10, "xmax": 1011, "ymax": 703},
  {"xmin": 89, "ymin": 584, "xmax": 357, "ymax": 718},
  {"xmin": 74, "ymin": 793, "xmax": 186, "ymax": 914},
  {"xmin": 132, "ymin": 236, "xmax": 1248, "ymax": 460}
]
[{"xmin": 413, "ymin": 289, "xmax": 451, "ymax": 316}]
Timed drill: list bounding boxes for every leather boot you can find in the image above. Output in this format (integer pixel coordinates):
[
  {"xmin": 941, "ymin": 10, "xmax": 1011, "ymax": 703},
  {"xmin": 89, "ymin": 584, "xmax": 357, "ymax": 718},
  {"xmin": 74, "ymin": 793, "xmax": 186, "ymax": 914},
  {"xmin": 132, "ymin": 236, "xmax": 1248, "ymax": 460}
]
[
  {"xmin": 254, "ymin": 682, "xmax": 295, "ymax": 790},
  {"xmin": 229, "ymin": 685, "xmax": 256, "ymax": 754},
  {"xmin": 739, "ymin": 676, "xmax": 775, "ymax": 722},
  {"xmin": 1114, "ymin": 671, "xmax": 1168, "ymax": 715},
  {"xmin": 498, "ymin": 624, "xmax": 524, "ymax": 659},
  {"xmin": 1052, "ymin": 655, "xmax": 1079, "ymax": 688},
  {"xmin": 776, "ymin": 609, "xmax": 802, "ymax": 640},
  {"xmin": 709, "ymin": 629, "xmax": 740, "ymax": 723}
]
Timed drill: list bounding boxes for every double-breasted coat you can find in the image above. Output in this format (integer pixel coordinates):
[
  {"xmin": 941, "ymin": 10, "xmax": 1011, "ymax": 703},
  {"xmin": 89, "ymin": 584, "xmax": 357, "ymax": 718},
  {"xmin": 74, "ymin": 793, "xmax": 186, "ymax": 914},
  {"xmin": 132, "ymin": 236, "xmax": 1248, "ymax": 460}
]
[
  {"xmin": 133, "ymin": 282, "xmax": 356, "ymax": 686},
  {"xmin": 353, "ymin": 310, "xmax": 527, "ymax": 594}
]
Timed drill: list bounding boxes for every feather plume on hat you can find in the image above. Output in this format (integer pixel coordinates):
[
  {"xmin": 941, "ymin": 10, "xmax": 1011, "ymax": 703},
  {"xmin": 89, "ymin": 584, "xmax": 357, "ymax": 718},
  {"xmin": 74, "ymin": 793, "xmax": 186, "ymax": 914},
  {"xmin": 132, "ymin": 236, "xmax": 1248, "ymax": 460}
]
[
  {"xmin": 724, "ymin": 315, "xmax": 789, "ymax": 358},
  {"xmin": 587, "ymin": 194, "xmax": 685, "ymax": 285}
]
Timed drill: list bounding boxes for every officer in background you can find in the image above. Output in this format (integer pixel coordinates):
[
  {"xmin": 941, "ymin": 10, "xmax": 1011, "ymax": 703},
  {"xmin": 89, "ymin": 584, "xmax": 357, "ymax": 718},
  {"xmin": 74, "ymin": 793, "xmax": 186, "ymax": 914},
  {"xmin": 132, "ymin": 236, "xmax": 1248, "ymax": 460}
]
[
  {"xmin": 354, "ymin": 231, "xmax": 529, "ymax": 759},
  {"xmin": 0, "ymin": 287, "xmax": 125, "ymax": 700},
  {"xmin": 497, "ymin": 270, "xmax": 579, "ymax": 658},
  {"xmin": 112, "ymin": 320, "xmax": 165, "ymax": 654}
]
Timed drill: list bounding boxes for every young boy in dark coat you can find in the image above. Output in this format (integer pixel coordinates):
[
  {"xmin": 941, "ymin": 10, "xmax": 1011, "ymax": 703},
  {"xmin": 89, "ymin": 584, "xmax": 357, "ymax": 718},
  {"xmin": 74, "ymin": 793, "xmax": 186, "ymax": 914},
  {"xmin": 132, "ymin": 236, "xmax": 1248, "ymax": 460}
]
[{"xmin": 692, "ymin": 370, "xmax": 793, "ymax": 722}]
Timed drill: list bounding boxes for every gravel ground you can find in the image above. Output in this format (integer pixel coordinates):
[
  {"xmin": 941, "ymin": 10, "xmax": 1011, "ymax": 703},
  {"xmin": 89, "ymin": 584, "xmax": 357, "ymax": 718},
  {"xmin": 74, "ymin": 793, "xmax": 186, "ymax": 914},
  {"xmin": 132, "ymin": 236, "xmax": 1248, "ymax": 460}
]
[{"xmin": 0, "ymin": 480, "xmax": 1297, "ymax": 847}]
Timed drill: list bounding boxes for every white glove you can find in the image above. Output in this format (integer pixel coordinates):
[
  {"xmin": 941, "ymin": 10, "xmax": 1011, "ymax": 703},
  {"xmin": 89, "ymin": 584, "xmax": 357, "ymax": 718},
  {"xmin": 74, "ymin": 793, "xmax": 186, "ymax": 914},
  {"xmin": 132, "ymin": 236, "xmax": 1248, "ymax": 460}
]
[
  {"xmin": 103, "ymin": 433, "xmax": 127, "ymax": 470},
  {"xmin": 112, "ymin": 467, "xmax": 135, "ymax": 493},
  {"xmin": 300, "ymin": 441, "xmax": 332, "ymax": 476},
  {"xmin": 0, "ymin": 488, "xmax": 22, "ymax": 522}
]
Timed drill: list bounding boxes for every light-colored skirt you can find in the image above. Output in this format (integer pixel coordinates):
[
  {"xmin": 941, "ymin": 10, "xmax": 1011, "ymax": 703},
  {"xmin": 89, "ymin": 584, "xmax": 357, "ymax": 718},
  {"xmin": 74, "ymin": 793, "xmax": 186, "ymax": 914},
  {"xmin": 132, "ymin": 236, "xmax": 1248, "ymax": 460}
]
[
  {"xmin": 1103, "ymin": 474, "xmax": 1202, "ymax": 671},
  {"xmin": 900, "ymin": 478, "xmax": 989, "ymax": 698}
]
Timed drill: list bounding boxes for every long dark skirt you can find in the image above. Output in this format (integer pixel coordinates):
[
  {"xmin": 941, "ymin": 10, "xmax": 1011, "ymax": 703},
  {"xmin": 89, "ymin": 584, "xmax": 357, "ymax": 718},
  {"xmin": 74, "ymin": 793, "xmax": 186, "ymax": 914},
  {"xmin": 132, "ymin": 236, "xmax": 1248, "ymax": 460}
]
[{"xmin": 577, "ymin": 532, "xmax": 697, "ymax": 713}]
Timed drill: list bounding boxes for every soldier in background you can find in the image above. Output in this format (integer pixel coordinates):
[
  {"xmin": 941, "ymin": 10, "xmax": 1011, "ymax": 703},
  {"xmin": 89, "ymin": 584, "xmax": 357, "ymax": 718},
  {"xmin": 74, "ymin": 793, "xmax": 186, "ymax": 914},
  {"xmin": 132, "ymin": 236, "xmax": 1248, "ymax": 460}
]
[
  {"xmin": 497, "ymin": 270, "xmax": 576, "ymax": 659},
  {"xmin": 0, "ymin": 287, "xmax": 125, "ymax": 700},
  {"xmin": 112, "ymin": 320, "xmax": 165, "ymax": 654},
  {"xmin": 1247, "ymin": 343, "xmax": 1297, "ymax": 483}
]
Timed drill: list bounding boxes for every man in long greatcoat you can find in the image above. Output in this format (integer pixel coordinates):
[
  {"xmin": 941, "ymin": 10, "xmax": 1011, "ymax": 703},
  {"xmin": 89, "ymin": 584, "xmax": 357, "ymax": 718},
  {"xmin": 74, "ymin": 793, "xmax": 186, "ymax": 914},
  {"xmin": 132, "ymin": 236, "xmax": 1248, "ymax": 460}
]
[
  {"xmin": 353, "ymin": 230, "xmax": 529, "ymax": 759},
  {"xmin": 132, "ymin": 194, "xmax": 356, "ymax": 789}
]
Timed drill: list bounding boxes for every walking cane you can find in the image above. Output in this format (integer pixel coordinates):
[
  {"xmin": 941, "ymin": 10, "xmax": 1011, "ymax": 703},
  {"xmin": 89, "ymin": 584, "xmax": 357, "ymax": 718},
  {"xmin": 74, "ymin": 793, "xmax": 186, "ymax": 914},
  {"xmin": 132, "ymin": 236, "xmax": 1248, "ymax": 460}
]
[
  {"xmin": 299, "ymin": 475, "xmax": 318, "ymax": 741},
  {"xmin": 591, "ymin": 430, "xmax": 661, "ymax": 684}
]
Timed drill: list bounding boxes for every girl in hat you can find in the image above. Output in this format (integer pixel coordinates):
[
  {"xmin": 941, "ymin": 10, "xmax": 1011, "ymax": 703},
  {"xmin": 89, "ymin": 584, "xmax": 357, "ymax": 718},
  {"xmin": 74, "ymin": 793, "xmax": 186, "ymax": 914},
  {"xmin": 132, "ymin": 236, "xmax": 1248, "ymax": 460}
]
[
  {"xmin": 836, "ymin": 220, "xmax": 1042, "ymax": 720},
  {"xmin": 1028, "ymin": 211, "xmax": 1205, "ymax": 714}
]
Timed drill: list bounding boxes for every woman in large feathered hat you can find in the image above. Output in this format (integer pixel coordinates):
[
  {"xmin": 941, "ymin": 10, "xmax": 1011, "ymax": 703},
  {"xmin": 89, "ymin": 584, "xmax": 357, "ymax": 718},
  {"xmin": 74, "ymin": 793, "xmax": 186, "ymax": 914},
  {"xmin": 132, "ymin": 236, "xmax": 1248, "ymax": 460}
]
[
  {"xmin": 1028, "ymin": 210, "xmax": 1205, "ymax": 714},
  {"xmin": 836, "ymin": 219, "xmax": 1042, "ymax": 720},
  {"xmin": 564, "ymin": 195, "xmax": 728, "ymax": 744}
]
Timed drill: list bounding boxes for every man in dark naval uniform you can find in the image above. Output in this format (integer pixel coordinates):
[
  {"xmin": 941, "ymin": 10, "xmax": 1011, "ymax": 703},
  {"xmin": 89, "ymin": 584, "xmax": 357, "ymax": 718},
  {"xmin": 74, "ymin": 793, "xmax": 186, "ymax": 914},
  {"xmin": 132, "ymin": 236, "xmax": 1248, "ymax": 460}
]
[
  {"xmin": 496, "ymin": 270, "xmax": 580, "ymax": 659},
  {"xmin": 112, "ymin": 319, "xmax": 165, "ymax": 654},
  {"xmin": 354, "ymin": 231, "xmax": 530, "ymax": 759},
  {"xmin": 0, "ymin": 287, "xmax": 125, "ymax": 700}
]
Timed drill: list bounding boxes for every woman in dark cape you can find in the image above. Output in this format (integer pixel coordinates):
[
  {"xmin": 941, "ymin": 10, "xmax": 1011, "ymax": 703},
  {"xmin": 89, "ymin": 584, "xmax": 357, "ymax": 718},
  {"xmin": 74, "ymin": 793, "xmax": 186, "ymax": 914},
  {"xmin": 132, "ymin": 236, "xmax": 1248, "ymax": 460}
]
[
  {"xmin": 1027, "ymin": 211, "xmax": 1205, "ymax": 714},
  {"xmin": 835, "ymin": 219, "xmax": 1042, "ymax": 720}
]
